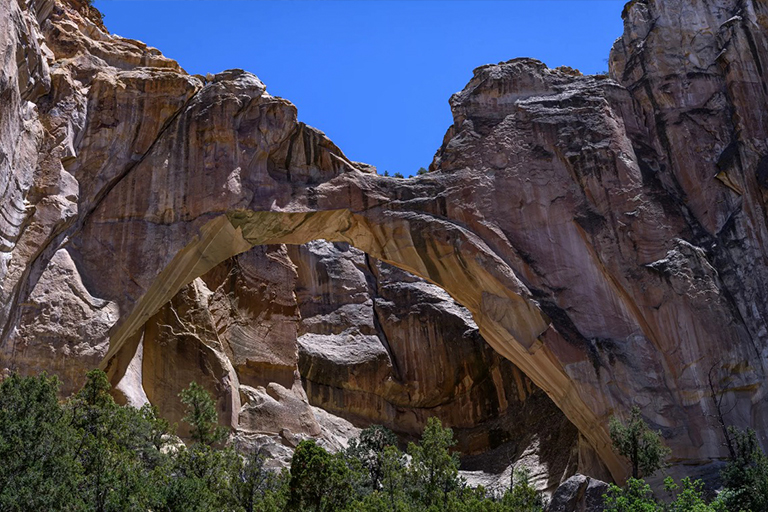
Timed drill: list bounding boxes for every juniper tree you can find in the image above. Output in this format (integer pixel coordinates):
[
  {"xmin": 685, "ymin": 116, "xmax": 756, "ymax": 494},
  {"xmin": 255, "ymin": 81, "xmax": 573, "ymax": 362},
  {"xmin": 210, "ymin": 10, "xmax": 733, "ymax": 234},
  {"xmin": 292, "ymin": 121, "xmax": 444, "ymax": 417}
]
[
  {"xmin": 0, "ymin": 373, "xmax": 79, "ymax": 510},
  {"xmin": 69, "ymin": 369, "xmax": 169, "ymax": 511},
  {"xmin": 288, "ymin": 440, "xmax": 353, "ymax": 511},
  {"xmin": 609, "ymin": 406, "xmax": 671, "ymax": 479}
]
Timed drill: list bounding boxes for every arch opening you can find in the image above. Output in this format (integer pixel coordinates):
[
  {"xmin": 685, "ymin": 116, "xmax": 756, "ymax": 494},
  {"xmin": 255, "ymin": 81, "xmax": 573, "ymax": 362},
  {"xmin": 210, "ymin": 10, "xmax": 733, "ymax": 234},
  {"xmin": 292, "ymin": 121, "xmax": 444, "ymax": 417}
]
[{"xmin": 101, "ymin": 208, "xmax": 628, "ymax": 482}]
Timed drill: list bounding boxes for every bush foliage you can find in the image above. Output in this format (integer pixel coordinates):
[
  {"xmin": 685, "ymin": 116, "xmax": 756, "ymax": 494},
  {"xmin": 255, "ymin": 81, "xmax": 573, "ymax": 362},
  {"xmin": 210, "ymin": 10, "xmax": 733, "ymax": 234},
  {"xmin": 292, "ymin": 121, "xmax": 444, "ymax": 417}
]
[
  {"xmin": 0, "ymin": 371, "xmax": 546, "ymax": 511},
  {"xmin": 4, "ymin": 371, "xmax": 768, "ymax": 511},
  {"xmin": 604, "ymin": 407, "xmax": 768, "ymax": 512}
]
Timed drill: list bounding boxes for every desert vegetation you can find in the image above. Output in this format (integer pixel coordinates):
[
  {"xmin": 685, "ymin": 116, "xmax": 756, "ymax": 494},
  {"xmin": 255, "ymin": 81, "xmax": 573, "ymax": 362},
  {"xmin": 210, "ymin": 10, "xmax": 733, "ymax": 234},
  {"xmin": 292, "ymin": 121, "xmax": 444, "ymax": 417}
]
[
  {"xmin": 1, "ymin": 370, "xmax": 767, "ymax": 511},
  {"xmin": 603, "ymin": 406, "xmax": 768, "ymax": 512},
  {"xmin": 0, "ymin": 371, "xmax": 546, "ymax": 511}
]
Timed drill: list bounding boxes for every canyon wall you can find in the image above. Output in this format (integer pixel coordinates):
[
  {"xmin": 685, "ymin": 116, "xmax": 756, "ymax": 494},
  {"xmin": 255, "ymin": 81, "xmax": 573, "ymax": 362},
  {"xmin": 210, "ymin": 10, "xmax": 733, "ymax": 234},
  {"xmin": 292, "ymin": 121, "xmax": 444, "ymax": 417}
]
[{"xmin": 2, "ymin": 0, "xmax": 768, "ymax": 487}]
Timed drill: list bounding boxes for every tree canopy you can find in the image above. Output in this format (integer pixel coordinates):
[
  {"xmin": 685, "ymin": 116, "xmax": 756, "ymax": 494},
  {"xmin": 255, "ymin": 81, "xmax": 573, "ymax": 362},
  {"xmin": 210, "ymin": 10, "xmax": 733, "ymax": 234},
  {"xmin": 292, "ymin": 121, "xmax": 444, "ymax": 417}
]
[{"xmin": 5, "ymin": 370, "xmax": 764, "ymax": 511}]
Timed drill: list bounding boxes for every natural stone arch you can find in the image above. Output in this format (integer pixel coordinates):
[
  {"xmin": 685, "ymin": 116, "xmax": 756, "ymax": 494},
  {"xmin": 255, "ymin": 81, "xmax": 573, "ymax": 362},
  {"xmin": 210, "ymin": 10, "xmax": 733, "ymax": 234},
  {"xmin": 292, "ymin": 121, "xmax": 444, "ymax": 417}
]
[
  {"xmin": 101, "ymin": 207, "xmax": 628, "ymax": 482},
  {"xmin": 6, "ymin": 0, "xmax": 768, "ymax": 491}
]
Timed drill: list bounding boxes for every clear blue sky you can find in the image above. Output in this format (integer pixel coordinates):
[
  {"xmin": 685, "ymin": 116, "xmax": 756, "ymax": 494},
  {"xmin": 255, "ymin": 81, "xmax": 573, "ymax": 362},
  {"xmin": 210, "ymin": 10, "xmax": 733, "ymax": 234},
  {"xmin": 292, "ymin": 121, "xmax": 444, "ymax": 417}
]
[{"xmin": 94, "ymin": 1, "xmax": 626, "ymax": 176}]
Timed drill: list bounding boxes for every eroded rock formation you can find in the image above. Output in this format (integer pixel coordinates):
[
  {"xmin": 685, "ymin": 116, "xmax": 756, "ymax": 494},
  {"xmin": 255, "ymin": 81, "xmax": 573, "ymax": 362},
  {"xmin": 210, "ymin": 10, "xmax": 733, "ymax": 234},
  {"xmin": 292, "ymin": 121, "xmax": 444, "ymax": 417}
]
[
  {"xmin": 292, "ymin": 241, "xmax": 589, "ymax": 489},
  {"xmin": 2, "ymin": 0, "xmax": 768, "ymax": 489}
]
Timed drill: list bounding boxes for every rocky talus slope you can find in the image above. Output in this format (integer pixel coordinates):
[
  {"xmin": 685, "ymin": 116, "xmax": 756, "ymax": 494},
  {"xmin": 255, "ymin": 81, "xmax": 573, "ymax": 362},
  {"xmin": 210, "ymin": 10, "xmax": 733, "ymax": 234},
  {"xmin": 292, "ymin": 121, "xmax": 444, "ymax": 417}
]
[{"xmin": 2, "ymin": 0, "xmax": 768, "ymax": 494}]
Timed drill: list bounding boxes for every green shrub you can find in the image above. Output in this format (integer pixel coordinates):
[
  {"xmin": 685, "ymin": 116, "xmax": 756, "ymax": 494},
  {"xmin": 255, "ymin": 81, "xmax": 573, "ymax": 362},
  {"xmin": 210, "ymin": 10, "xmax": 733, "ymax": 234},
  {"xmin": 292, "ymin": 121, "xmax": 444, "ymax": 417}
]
[
  {"xmin": 288, "ymin": 440, "xmax": 353, "ymax": 511},
  {"xmin": 609, "ymin": 406, "xmax": 670, "ymax": 478},
  {"xmin": 500, "ymin": 467, "xmax": 546, "ymax": 512},
  {"xmin": 719, "ymin": 427, "xmax": 768, "ymax": 512},
  {"xmin": 664, "ymin": 477, "xmax": 726, "ymax": 512}
]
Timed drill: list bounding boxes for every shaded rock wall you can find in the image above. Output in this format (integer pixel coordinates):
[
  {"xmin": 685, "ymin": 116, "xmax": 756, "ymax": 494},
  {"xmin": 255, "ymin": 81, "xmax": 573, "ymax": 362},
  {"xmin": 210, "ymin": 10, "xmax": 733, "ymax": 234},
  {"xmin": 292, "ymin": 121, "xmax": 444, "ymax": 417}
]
[
  {"xmin": 291, "ymin": 240, "xmax": 592, "ymax": 489},
  {"xmin": 2, "ymin": 0, "xmax": 768, "ymax": 486},
  {"xmin": 122, "ymin": 236, "xmax": 585, "ymax": 489}
]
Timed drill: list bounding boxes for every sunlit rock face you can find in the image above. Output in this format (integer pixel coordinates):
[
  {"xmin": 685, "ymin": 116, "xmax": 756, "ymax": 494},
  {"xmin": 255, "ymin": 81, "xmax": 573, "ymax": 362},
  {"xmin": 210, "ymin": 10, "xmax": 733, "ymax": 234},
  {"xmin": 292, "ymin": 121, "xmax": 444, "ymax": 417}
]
[{"xmin": 2, "ymin": 0, "xmax": 768, "ymax": 488}]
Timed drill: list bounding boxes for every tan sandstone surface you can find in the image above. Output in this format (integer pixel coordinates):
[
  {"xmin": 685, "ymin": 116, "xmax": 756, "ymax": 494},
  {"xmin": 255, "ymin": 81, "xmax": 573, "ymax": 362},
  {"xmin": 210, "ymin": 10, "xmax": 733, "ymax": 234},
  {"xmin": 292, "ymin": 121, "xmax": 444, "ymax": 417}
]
[{"xmin": 2, "ymin": 0, "xmax": 768, "ymax": 489}]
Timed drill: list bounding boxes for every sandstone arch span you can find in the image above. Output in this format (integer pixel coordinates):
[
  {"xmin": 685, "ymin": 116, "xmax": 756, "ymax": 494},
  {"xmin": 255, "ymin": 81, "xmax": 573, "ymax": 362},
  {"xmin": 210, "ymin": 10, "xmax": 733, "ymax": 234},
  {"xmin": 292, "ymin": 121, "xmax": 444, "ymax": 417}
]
[
  {"xmin": 101, "ymin": 206, "xmax": 627, "ymax": 482},
  {"xmin": 6, "ymin": 0, "xmax": 768, "ymax": 491}
]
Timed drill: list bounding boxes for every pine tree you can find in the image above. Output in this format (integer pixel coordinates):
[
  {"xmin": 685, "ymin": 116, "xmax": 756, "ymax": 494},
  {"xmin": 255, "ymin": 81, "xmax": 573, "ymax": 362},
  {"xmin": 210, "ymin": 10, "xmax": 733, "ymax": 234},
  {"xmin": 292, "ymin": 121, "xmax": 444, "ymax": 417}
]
[
  {"xmin": 407, "ymin": 417, "xmax": 460, "ymax": 508},
  {"xmin": 346, "ymin": 424, "xmax": 398, "ymax": 490},
  {"xmin": 179, "ymin": 381, "xmax": 226, "ymax": 446}
]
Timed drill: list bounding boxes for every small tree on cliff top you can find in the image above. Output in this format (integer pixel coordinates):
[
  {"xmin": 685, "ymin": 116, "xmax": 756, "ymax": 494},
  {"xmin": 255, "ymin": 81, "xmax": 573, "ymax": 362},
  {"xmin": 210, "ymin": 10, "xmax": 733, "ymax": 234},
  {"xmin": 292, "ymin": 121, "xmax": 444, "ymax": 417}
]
[{"xmin": 609, "ymin": 406, "xmax": 671, "ymax": 479}]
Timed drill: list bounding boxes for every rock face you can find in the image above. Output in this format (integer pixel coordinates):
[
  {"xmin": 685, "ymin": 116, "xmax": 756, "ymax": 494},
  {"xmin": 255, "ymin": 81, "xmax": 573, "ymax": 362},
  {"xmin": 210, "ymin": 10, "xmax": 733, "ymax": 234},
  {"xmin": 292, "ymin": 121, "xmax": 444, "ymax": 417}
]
[
  {"xmin": 0, "ymin": 0, "xmax": 588, "ymax": 490},
  {"xmin": 291, "ymin": 241, "xmax": 590, "ymax": 490},
  {"xmin": 2, "ymin": 0, "xmax": 768, "ymax": 489},
  {"xmin": 294, "ymin": 241, "xmax": 541, "ymax": 442},
  {"xmin": 547, "ymin": 474, "xmax": 608, "ymax": 512}
]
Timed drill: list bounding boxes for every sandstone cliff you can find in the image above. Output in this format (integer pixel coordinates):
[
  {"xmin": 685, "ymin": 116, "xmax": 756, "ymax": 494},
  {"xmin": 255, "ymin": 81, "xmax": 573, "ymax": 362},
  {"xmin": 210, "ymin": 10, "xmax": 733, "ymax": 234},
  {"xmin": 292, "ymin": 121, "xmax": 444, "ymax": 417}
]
[{"xmin": 1, "ymin": 0, "xmax": 767, "ymax": 489}]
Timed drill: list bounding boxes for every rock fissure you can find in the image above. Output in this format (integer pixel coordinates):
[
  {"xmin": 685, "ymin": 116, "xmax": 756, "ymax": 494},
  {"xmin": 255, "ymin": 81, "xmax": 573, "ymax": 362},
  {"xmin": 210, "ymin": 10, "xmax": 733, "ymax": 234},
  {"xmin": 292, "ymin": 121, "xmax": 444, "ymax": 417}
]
[{"xmin": 363, "ymin": 252, "xmax": 403, "ymax": 382}]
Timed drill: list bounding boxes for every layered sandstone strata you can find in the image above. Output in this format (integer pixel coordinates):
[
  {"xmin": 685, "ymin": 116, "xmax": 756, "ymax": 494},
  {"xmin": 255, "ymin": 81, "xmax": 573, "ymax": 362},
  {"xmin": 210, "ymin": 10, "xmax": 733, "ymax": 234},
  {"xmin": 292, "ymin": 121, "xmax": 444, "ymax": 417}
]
[{"xmin": 2, "ymin": 0, "xmax": 768, "ymax": 487}]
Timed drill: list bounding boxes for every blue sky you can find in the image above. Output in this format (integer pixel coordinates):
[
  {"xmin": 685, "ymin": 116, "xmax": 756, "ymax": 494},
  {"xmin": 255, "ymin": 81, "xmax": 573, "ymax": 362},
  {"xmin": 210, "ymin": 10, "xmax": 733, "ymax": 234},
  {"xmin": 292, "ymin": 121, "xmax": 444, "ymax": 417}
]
[{"xmin": 94, "ymin": 1, "xmax": 626, "ymax": 176}]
